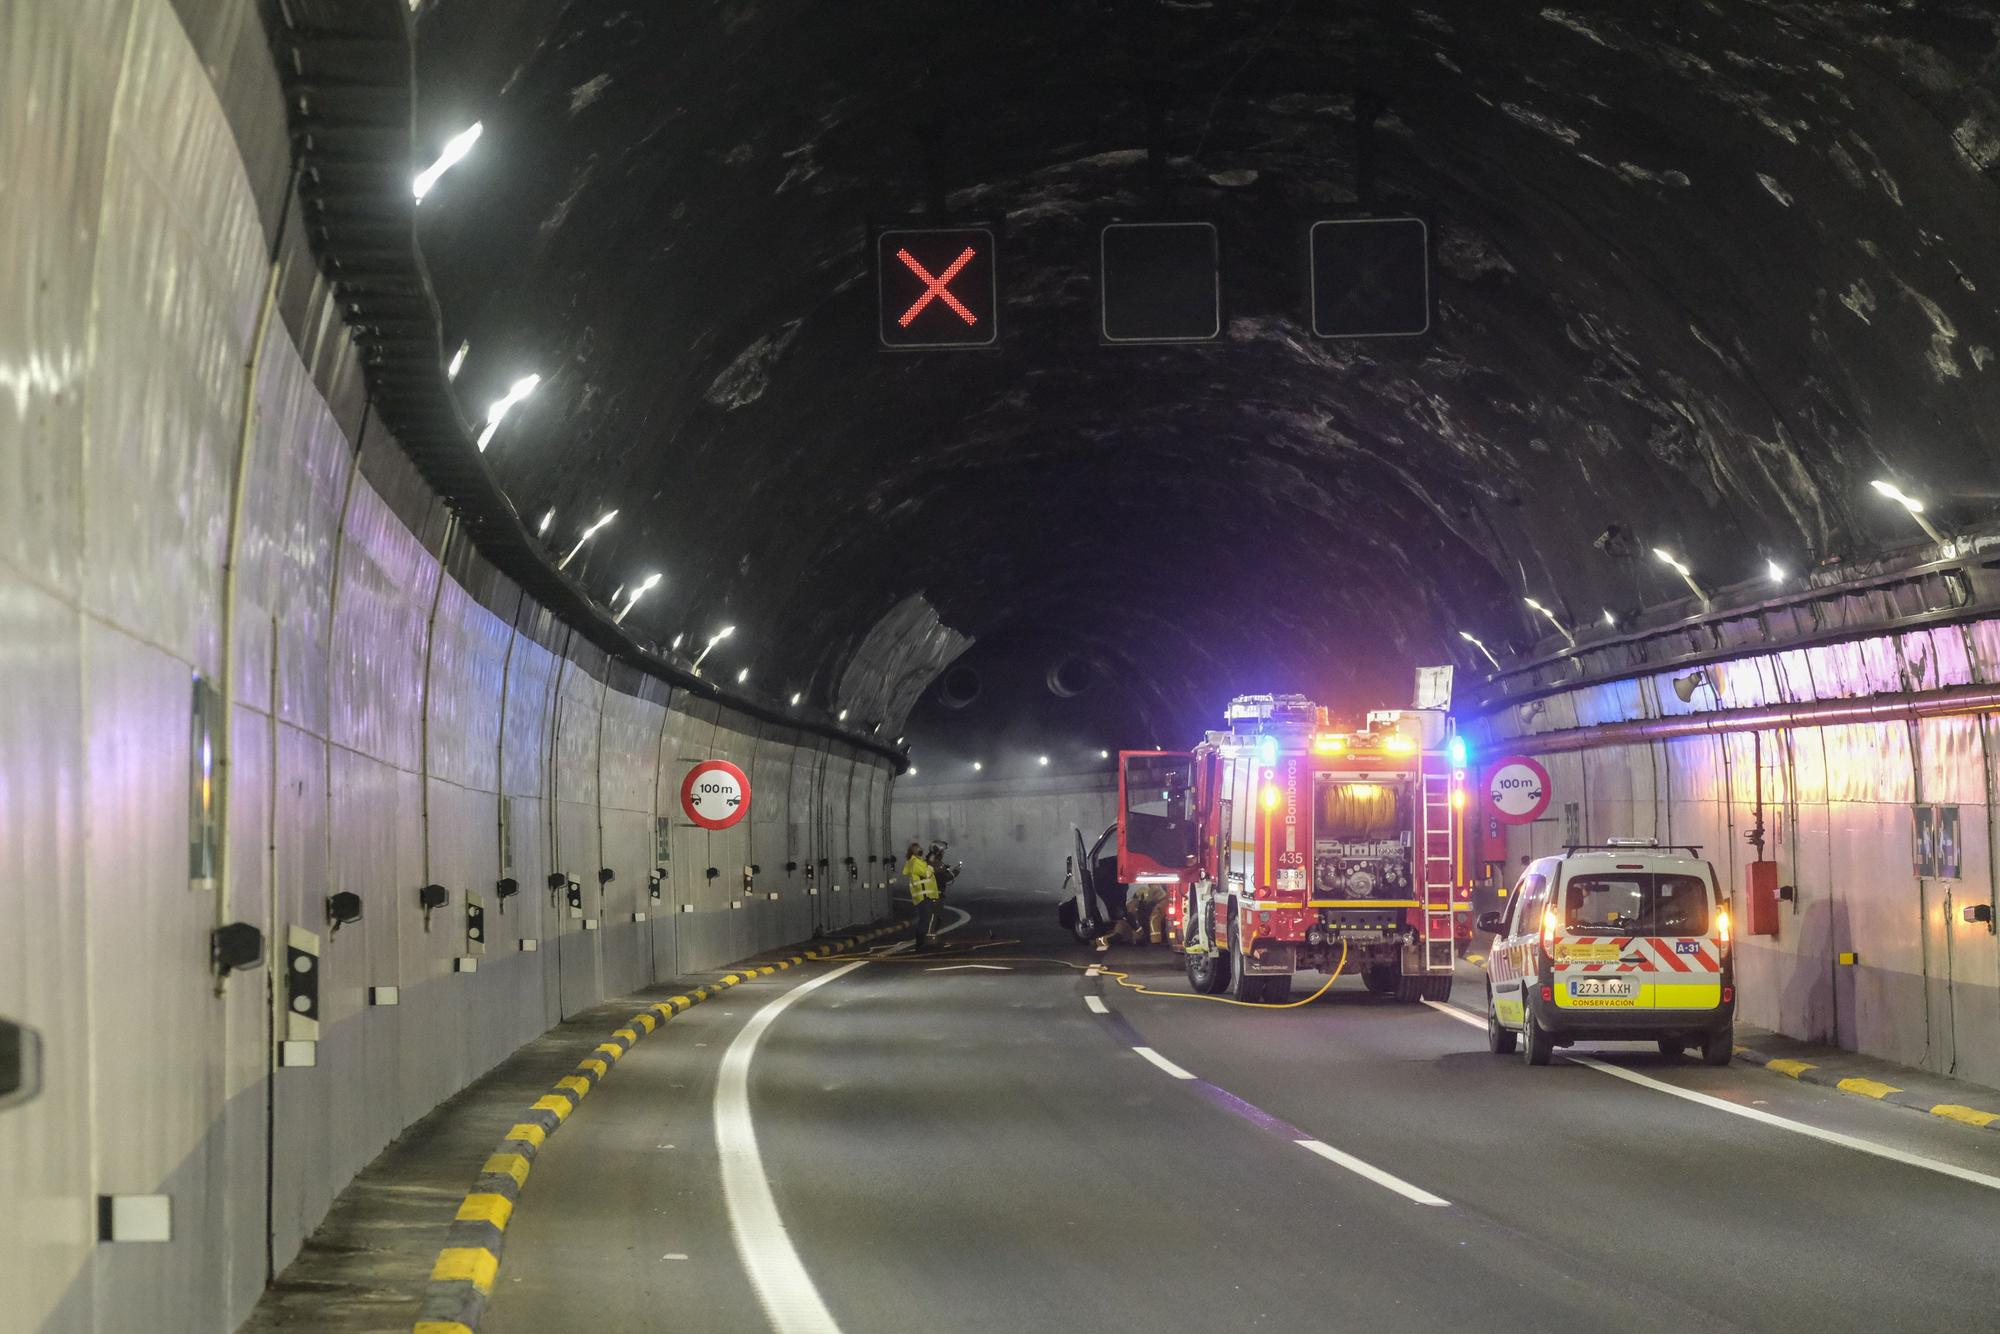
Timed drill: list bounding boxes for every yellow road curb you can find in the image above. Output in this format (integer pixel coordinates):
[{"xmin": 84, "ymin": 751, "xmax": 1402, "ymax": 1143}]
[{"xmin": 411, "ymin": 919, "xmax": 903, "ymax": 1332}]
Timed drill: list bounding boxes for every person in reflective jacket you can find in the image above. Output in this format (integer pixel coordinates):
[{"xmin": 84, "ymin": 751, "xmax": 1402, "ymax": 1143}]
[{"xmin": 903, "ymin": 841, "xmax": 941, "ymax": 950}]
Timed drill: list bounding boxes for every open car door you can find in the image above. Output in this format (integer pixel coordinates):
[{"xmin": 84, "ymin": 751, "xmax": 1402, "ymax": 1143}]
[{"xmin": 1118, "ymin": 751, "xmax": 1197, "ymax": 885}]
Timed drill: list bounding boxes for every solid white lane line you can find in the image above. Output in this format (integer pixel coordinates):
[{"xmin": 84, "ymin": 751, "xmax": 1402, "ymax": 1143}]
[
  {"xmin": 1296, "ymin": 1139, "xmax": 1451, "ymax": 1206},
  {"xmin": 1419, "ymin": 1000, "xmax": 2000, "ymax": 1193},
  {"xmin": 1424, "ymin": 998, "xmax": 1484, "ymax": 1029},
  {"xmin": 717, "ymin": 960, "xmax": 867, "ymax": 1334},
  {"xmin": 1133, "ymin": 1046, "xmax": 1197, "ymax": 1080},
  {"xmin": 1570, "ymin": 1055, "xmax": 2000, "ymax": 1193},
  {"xmin": 926, "ymin": 964, "xmax": 1010, "ymax": 971},
  {"xmin": 1084, "ymin": 995, "xmax": 1109, "ymax": 1014}
]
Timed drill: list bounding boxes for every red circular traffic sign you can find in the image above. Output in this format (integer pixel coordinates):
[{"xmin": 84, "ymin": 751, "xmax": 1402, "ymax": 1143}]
[
  {"xmin": 1485, "ymin": 755, "xmax": 1552, "ymax": 825},
  {"xmin": 681, "ymin": 760, "xmax": 751, "ymax": 830}
]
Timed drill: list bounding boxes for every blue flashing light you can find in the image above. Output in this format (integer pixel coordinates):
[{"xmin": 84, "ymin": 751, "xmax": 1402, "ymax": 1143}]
[
  {"xmin": 1447, "ymin": 735, "xmax": 1469, "ymax": 769},
  {"xmin": 1257, "ymin": 735, "xmax": 1278, "ymax": 765}
]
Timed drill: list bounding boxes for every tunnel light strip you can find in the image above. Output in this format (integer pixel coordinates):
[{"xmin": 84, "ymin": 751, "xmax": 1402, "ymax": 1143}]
[{"xmin": 413, "ymin": 122, "xmax": 482, "ymax": 200}]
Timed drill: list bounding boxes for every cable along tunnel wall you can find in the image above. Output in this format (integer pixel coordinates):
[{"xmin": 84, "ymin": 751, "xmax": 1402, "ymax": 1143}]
[
  {"xmin": 0, "ymin": 1, "xmax": 896, "ymax": 1330},
  {"xmin": 1471, "ymin": 618, "xmax": 2000, "ymax": 1090}
]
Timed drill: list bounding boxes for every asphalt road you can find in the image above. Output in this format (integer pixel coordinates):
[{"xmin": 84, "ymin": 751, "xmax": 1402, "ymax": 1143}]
[{"xmin": 483, "ymin": 884, "xmax": 2000, "ymax": 1333}]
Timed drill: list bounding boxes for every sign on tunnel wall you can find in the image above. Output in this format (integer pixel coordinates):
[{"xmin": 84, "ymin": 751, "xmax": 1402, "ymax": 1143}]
[
  {"xmin": 1485, "ymin": 755, "xmax": 1552, "ymax": 826},
  {"xmin": 682, "ymin": 760, "xmax": 752, "ymax": 830}
]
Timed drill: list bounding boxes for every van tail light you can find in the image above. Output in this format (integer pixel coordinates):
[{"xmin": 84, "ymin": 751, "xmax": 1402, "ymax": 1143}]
[
  {"xmin": 1541, "ymin": 984, "xmax": 1554, "ymax": 1002},
  {"xmin": 1722, "ymin": 985, "xmax": 1734, "ymax": 1005},
  {"xmin": 1539, "ymin": 906, "xmax": 1558, "ymax": 957}
]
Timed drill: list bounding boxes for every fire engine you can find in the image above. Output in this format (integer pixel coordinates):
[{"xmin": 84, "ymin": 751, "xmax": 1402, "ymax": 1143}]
[{"xmin": 1118, "ymin": 693, "xmax": 1473, "ymax": 1003}]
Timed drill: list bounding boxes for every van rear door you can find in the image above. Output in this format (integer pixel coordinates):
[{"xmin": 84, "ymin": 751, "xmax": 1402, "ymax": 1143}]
[{"xmin": 1553, "ymin": 868, "xmax": 1724, "ymax": 1011}]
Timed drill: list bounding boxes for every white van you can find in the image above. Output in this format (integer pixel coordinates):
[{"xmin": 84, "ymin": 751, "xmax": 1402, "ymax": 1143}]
[{"xmin": 1478, "ymin": 842, "xmax": 1735, "ymax": 1066}]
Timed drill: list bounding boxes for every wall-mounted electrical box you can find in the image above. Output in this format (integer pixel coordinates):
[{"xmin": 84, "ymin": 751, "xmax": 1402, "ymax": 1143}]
[
  {"xmin": 211, "ymin": 922, "xmax": 264, "ymax": 977},
  {"xmin": 327, "ymin": 892, "xmax": 362, "ymax": 932},
  {"xmin": 1745, "ymin": 862, "xmax": 1780, "ymax": 937},
  {"xmin": 0, "ymin": 1017, "xmax": 43, "ymax": 1112},
  {"xmin": 367, "ymin": 986, "xmax": 399, "ymax": 1006},
  {"xmin": 518, "ymin": 938, "xmax": 539, "ymax": 952}
]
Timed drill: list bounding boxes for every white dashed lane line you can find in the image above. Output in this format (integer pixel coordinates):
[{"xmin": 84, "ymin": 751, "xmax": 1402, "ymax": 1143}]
[
  {"xmin": 1132, "ymin": 1046, "xmax": 1198, "ymax": 1080},
  {"xmin": 1297, "ymin": 1139, "xmax": 1449, "ymax": 1206},
  {"xmin": 1084, "ymin": 995, "xmax": 1109, "ymax": 1014}
]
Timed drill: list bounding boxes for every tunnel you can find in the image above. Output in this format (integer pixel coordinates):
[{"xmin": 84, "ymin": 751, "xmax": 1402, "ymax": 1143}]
[{"xmin": 5, "ymin": 0, "xmax": 2000, "ymax": 1329}]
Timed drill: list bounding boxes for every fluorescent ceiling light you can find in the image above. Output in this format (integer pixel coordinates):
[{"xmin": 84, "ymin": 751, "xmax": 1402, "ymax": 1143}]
[{"xmin": 413, "ymin": 122, "xmax": 482, "ymax": 200}]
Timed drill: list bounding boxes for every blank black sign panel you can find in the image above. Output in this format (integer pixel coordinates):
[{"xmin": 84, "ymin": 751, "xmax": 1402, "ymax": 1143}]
[
  {"xmin": 1100, "ymin": 222, "xmax": 1220, "ymax": 343},
  {"xmin": 1310, "ymin": 217, "xmax": 1431, "ymax": 338},
  {"xmin": 877, "ymin": 227, "xmax": 998, "ymax": 348}
]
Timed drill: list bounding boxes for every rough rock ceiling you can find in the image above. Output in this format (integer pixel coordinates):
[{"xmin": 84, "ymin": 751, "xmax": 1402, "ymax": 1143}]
[{"xmin": 412, "ymin": 0, "xmax": 2000, "ymax": 741}]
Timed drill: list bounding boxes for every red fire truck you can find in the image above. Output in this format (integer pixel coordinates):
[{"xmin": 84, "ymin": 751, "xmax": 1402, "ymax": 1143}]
[{"xmin": 1119, "ymin": 693, "xmax": 1472, "ymax": 1003}]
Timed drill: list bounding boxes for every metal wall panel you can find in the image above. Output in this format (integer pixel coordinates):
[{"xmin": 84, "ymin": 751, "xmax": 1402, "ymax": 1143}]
[
  {"xmin": 0, "ymin": 0, "xmax": 123, "ymax": 605},
  {"xmin": 425, "ymin": 579, "xmax": 508, "ymax": 793},
  {"xmin": 265, "ymin": 343, "xmax": 344, "ymax": 737},
  {"xmin": 597, "ymin": 688, "xmax": 662, "ymax": 815},
  {"xmin": 499, "ymin": 630, "xmax": 558, "ymax": 799},
  {"xmin": 80, "ymin": 0, "xmax": 261, "ymax": 681},
  {"xmin": 329, "ymin": 485, "xmax": 436, "ymax": 770},
  {"xmin": 0, "ymin": 583, "xmax": 93, "ymax": 1331},
  {"xmin": 81, "ymin": 624, "xmax": 223, "ymax": 1330}
]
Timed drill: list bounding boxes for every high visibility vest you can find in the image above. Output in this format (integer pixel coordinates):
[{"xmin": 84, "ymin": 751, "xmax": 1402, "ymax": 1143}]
[{"xmin": 903, "ymin": 855, "xmax": 940, "ymax": 901}]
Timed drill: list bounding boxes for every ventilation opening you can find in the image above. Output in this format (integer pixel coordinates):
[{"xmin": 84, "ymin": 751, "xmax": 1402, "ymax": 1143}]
[
  {"xmin": 1046, "ymin": 654, "xmax": 1096, "ymax": 698},
  {"xmin": 938, "ymin": 665, "xmax": 981, "ymax": 709}
]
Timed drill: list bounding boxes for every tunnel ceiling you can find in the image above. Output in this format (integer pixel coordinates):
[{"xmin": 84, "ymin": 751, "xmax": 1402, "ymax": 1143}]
[{"xmin": 410, "ymin": 0, "xmax": 2000, "ymax": 740}]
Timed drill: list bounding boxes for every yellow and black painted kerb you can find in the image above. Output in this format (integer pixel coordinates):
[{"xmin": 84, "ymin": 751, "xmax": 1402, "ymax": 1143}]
[
  {"xmin": 1734, "ymin": 1043, "xmax": 2000, "ymax": 1132},
  {"xmin": 412, "ymin": 920, "xmax": 904, "ymax": 1334}
]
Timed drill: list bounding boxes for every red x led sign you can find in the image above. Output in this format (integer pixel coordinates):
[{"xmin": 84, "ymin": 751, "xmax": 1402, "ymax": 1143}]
[{"xmin": 877, "ymin": 227, "xmax": 998, "ymax": 348}]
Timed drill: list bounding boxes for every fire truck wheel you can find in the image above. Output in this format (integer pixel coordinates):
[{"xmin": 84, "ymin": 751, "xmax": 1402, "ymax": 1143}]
[
  {"xmin": 1362, "ymin": 965, "xmax": 1395, "ymax": 994},
  {"xmin": 1420, "ymin": 975, "xmax": 1453, "ymax": 1002},
  {"xmin": 1259, "ymin": 975, "xmax": 1292, "ymax": 1004},
  {"xmin": 1185, "ymin": 946, "xmax": 1231, "ymax": 994},
  {"xmin": 1486, "ymin": 986, "xmax": 1517, "ymax": 1054},
  {"xmin": 1392, "ymin": 972, "xmax": 1426, "ymax": 1004},
  {"xmin": 1522, "ymin": 1010, "xmax": 1556, "ymax": 1066}
]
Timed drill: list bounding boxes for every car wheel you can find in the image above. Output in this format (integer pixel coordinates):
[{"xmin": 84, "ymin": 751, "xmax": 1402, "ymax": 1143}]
[
  {"xmin": 1486, "ymin": 986, "xmax": 1517, "ymax": 1055},
  {"xmin": 1522, "ymin": 1008, "xmax": 1555, "ymax": 1066},
  {"xmin": 1657, "ymin": 1038, "xmax": 1686, "ymax": 1060},
  {"xmin": 1701, "ymin": 1023, "xmax": 1734, "ymax": 1067}
]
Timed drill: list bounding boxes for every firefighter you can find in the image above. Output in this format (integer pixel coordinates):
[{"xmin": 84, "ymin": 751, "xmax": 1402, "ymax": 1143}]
[
  {"xmin": 1126, "ymin": 881, "xmax": 1169, "ymax": 946},
  {"xmin": 1094, "ymin": 882, "xmax": 1166, "ymax": 953},
  {"xmin": 903, "ymin": 841, "xmax": 941, "ymax": 950}
]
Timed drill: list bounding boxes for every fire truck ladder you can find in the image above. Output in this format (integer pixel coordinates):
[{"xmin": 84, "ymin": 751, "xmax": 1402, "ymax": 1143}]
[{"xmin": 1420, "ymin": 772, "xmax": 1455, "ymax": 971}]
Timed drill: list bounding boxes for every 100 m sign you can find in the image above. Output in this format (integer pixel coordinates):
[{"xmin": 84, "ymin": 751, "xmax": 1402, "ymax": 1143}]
[{"xmin": 681, "ymin": 760, "xmax": 752, "ymax": 830}]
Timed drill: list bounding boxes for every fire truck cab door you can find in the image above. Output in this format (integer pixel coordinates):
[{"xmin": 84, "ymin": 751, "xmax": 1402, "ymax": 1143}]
[{"xmin": 1118, "ymin": 751, "xmax": 1197, "ymax": 884}]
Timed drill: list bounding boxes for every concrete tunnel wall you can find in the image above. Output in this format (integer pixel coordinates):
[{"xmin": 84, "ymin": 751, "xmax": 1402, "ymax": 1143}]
[
  {"xmin": 0, "ymin": 3, "xmax": 898, "ymax": 1330},
  {"xmin": 1480, "ymin": 619, "xmax": 2000, "ymax": 1090},
  {"xmin": 895, "ymin": 772, "xmax": 1119, "ymax": 899}
]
